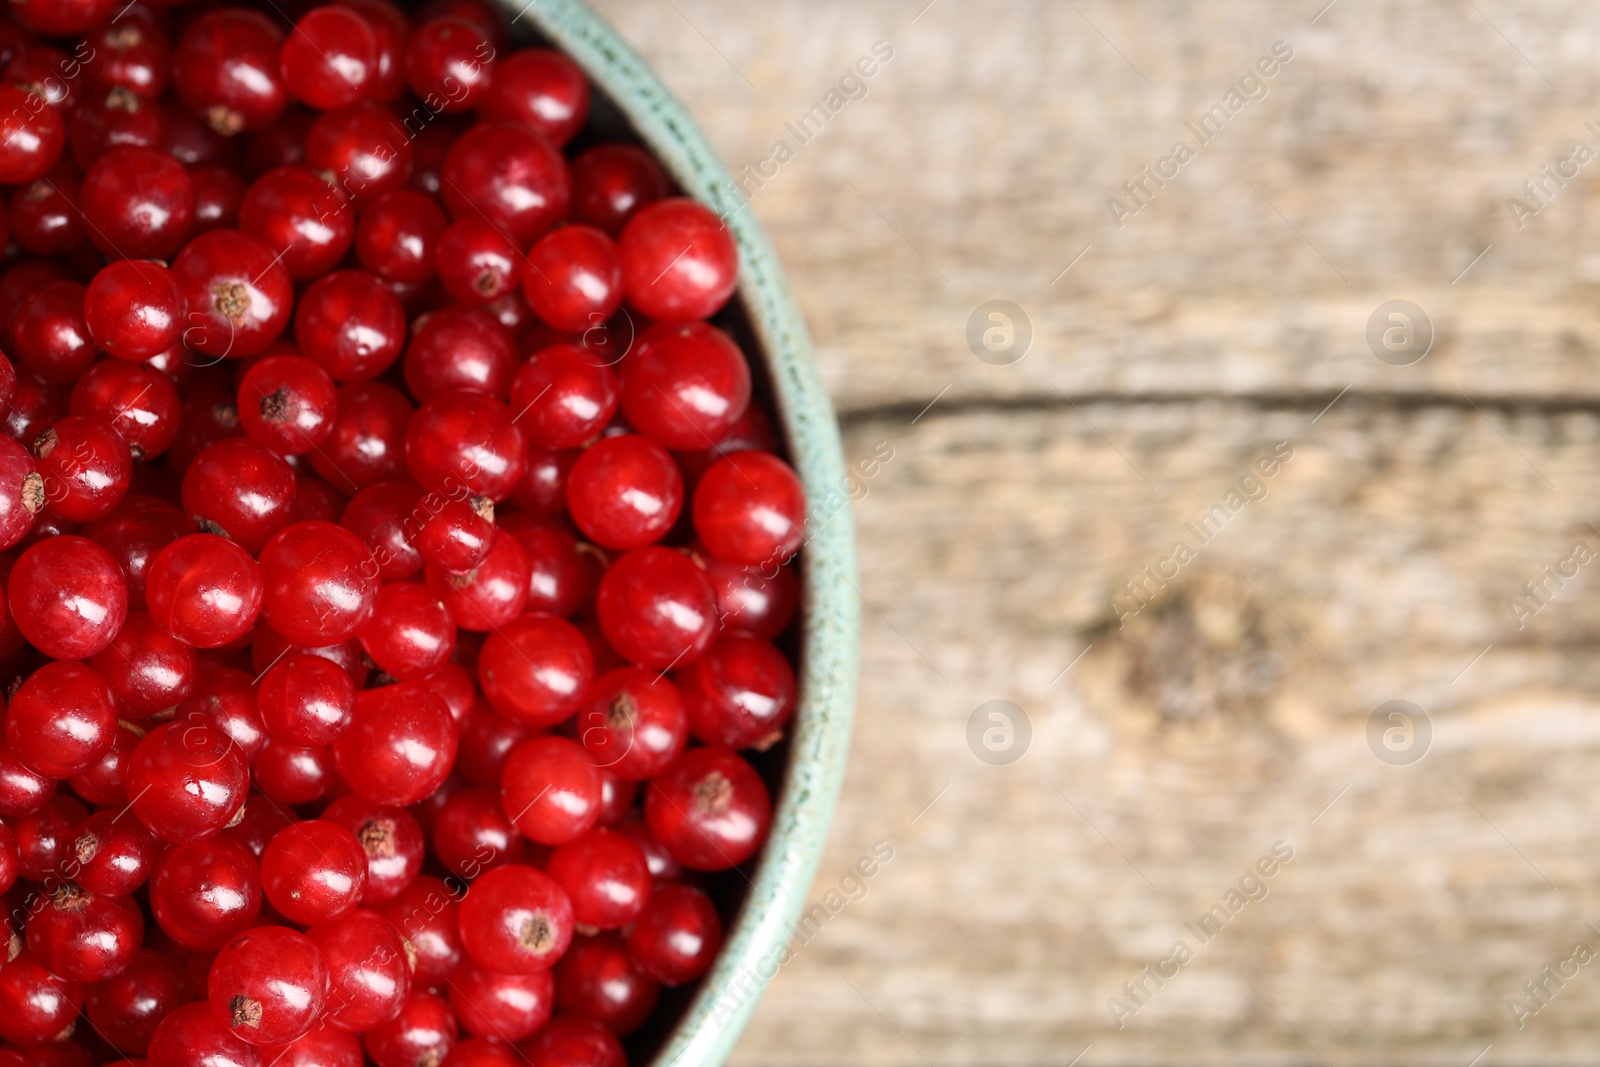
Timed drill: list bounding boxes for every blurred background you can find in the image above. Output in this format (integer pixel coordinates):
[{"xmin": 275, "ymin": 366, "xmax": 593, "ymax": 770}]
[{"xmin": 587, "ymin": 1, "xmax": 1600, "ymax": 1063}]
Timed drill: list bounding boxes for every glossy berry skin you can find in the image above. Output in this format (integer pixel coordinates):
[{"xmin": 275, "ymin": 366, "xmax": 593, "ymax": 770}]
[
  {"xmin": 281, "ymin": 7, "xmax": 377, "ymax": 111},
  {"xmin": 628, "ymin": 882, "xmax": 722, "ymax": 988},
  {"xmin": 70, "ymin": 809, "xmax": 162, "ymax": 897},
  {"xmin": 546, "ymin": 828, "xmax": 651, "ymax": 931},
  {"xmin": 192, "ymin": 162, "xmax": 248, "ymax": 231},
  {"xmin": 0, "ymin": 951, "xmax": 83, "ymax": 1046},
  {"xmin": 0, "ymin": 87, "xmax": 66, "ymax": 184},
  {"xmin": 172, "ymin": 229, "xmax": 295, "ymax": 359},
  {"xmin": 431, "ymin": 785, "xmax": 522, "ymax": 879},
  {"xmin": 406, "ymin": 391, "xmax": 528, "ymax": 502},
  {"xmin": 521, "ymin": 1016, "xmax": 625, "ymax": 1067},
  {"xmin": 383, "ymin": 876, "xmax": 465, "ymax": 984},
  {"xmin": 510, "ymin": 344, "xmax": 618, "ymax": 450},
  {"xmin": 26, "ymin": 883, "xmax": 144, "ymax": 984},
  {"xmin": 578, "ymin": 667, "xmax": 688, "ymax": 781},
  {"xmin": 455, "ymin": 707, "xmax": 535, "ymax": 787},
  {"xmin": 84, "ymin": 497, "xmax": 198, "ymax": 609},
  {"xmin": 149, "ymin": 836, "xmax": 262, "ymax": 950},
  {"xmin": 311, "ymin": 382, "xmax": 413, "ymax": 490},
  {"xmin": 621, "ymin": 323, "xmax": 751, "ymax": 451},
  {"xmin": 239, "ymin": 166, "xmax": 352, "ymax": 281},
  {"xmin": 449, "ymin": 963, "xmax": 553, "ymax": 1040},
  {"xmin": 500, "ymin": 736, "xmax": 601, "ymax": 846},
  {"xmin": 9, "ymin": 535, "xmax": 129, "ymax": 658},
  {"xmin": 480, "ymin": 49, "xmax": 588, "ymax": 146},
  {"xmin": 72, "ymin": 86, "xmax": 167, "ymax": 169},
  {"xmin": 85, "ymin": 260, "xmax": 184, "ymax": 360},
  {"xmin": 403, "ymin": 306, "xmax": 516, "ymax": 399},
  {"xmin": 363, "ymin": 992, "xmax": 455, "ymax": 1067},
  {"xmin": 12, "ymin": 280, "xmax": 96, "ymax": 385},
  {"xmin": 86, "ymin": 948, "xmax": 186, "ymax": 1055},
  {"xmin": 84, "ymin": 610, "xmax": 194, "ymax": 716},
  {"xmin": 295, "ymin": 270, "xmax": 406, "ymax": 382},
  {"xmin": 505, "ymin": 517, "xmax": 595, "ymax": 618},
  {"xmin": 174, "ymin": 669, "xmax": 266, "ymax": 766},
  {"xmin": 0, "ymin": 435, "xmax": 41, "ymax": 551},
  {"xmin": 434, "ymin": 217, "xmax": 521, "ymax": 306},
  {"xmin": 694, "ymin": 453, "xmax": 805, "ymax": 570},
  {"xmin": 477, "ymin": 612, "xmax": 593, "ymax": 727},
  {"xmin": 566, "ymin": 435, "xmax": 683, "ymax": 551},
  {"xmin": 145, "ymin": 533, "xmax": 263, "ymax": 648},
  {"xmin": 404, "ymin": 16, "xmax": 493, "ymax": 113},
  {"xmin": 570, "ymin": 144, "xmax": 669, "ymax": 237},
  {"xmin": 678, "ymin": 632, "xmax": 797, "ymax": 750},
  {"xmin": 173, "ymin": 10, "xmax": 289, "ymax": 136},
  {"xmin": 596, "ymin": 546, "xmax": 717, "ymax": 670},
  {"xmin": 238, "ymin": 354, "xmax": 339, "ymax": 455},
  {"xmin": 68, "ymin": 359, "xmax": 183, "ymax": 461},
  {"xmin": 0, "ymin": 742, "xmax": 54, "ymax": 818},
  {"xmin": 341, "ymin": 482, "xmax": 424, "ymax": 580},
  {"xmin": 263, "ymin": 820, "xmax": 368, "ymax": 925},
  {"xmin": 554, "ymin": 933, "xmax": 659, "ymax": 1035},
  {"xmin": 127, "ymin": 718, "xmax": 250, "ymax": 844},
  {"xmin": 259, "ymin": 520, "xmax": 380, "ymax": 646},
  {"xmin": 357, "ymin": 189, "xmax": 447, "ymax": 284},
  {"xmin": 182, "ymin": 438, "xmax": 297, "ymax": 554},
  {"xmin": 523, "ymin": 226, "xmax": 622, "ymax": 333},
  {"xmin": 647, "ymin": 746, "xmax": 772, "ymax": 870},
  {"xmin": 6, "ymin": 661, "xmax": 111, "ymax": 781},
  {"xmin": 457, "ymin": 863, "xmax": 573, "ymax": 974},
  {"xmin": 263, "ymin": 1022, "xmax": 364, "ymax": 1067},
  {"xmin": 209, "ymin": 926, "xmax": 330, "ymax": 1047},
  {"xmin": 11, "ymin": 173, "xmax": 86, "ymax": 257},
  {"xmin": 415, "ymin": 498, "xmax": 495, "ymax": 572},
  {"xmin": 253, "ymin": 739, "xmax": 337, "ymax": 806},
  {"xmin": 336, "ymin": 0, "xmax": 409, "ymax": 102},
  {"xmin": 34, "ymin": 414, "xmax": 133, "ymax": 521},
  {"xmin": 306, "ymin": 101, "xmax": 413, "ymax": 203},
  {"xmin": 357, "ymin": 581, "xmax": 456, "ymax": 680},
  {"xmin": 258, "ymin": 653, "xmax": 355, "ymax": 747},
  {"xmin": 620, "ymin": 198, "xmax": 739, "ymax": 322},
  {"xmin": 320, "ymin": 795, "xmax": 425, "ymax": 905},
  {"xmin": 80, "ymin": 146, "xmax": 195, "ymax": 261},
  {"xmin": 12, "ymin": 793, "xmax": 86, "ymax": 881},
  {"xmin": 147, "ymin": 1001, "xmax": 261, "ymax": 1067},
  {"xmin": 333, "ymin": 681, "xmax": 457, "ymax": 806},
  {"xmin": 441, "ymin": 121, "xmax": 570, "ymax": 246},
  {"xmin": 309, "ymin": 908, "xmax": 411, "ymax": 1032}
]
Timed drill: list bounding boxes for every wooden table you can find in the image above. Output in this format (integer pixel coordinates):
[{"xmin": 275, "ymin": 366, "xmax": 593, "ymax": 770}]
[{"xmin": 586, "ymin": 1, "xmax": 1600, "ymax": 1062}]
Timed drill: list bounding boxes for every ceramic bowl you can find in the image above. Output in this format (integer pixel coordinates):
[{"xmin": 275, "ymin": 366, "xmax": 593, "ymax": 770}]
[{"xmin": 479, "ymin": 2, "xmax": 861, "ymax": 1063}]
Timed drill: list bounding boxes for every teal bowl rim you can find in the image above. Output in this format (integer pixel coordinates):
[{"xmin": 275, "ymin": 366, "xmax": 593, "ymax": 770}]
[{"xmin": 483, "ymin": 2, "xmax": 862, "ymax": 1063}]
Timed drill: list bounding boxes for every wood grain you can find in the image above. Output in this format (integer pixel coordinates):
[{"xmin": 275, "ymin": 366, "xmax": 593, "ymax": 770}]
[{"xmin": 580, "ymin": 1, "xmax": 1600, "ymax": 1062}]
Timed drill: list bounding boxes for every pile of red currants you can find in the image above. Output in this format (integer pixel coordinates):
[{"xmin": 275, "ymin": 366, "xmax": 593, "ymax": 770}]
[{"xmin": 0, "ymin": 1, "xmax": 811, "ymax": 1064}]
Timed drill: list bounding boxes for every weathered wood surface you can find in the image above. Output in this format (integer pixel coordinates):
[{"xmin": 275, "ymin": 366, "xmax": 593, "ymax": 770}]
[{"xmin": 584, "ymin": 1, "xmax": 1600, "ymax": 1063}]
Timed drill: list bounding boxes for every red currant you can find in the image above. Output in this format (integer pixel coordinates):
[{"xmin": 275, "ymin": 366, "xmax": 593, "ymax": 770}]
[
  {"xmin": 263, "ymin": 819, "xmax": 368, "ymax": 925},
  {"xmin": 500, "ymin": 736, "xmax": 600, "ymax": 846},
  {"xmin": 333, "ymin": 681, "xmax": 456, "ymax": 806},
  {"xmin": 208, "ymin": 925, "xmax": 330, "ymax": 1046},
  {"xmin": 126, "ymin": 717, "xmax": 249, "ymax": 843},
  {"xmin": 566, "ymin": 435, "xmax": 683, "ymax": 550},
  {"xmin": 595, "ymin": 546, "xmax": 717, "ymax": 670},
  {"xmin": 280, "ymin": 7, "xmax": 377, "ymax": 112},
  {"xmin": 645, "ymin": 746, "xmax": 772, "ymax": 870}
]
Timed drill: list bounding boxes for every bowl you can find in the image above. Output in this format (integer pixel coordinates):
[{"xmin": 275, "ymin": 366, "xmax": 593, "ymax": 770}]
[{"xmin": 479, "ymin": 1, "xmax": 861, "ymax": 1063}]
